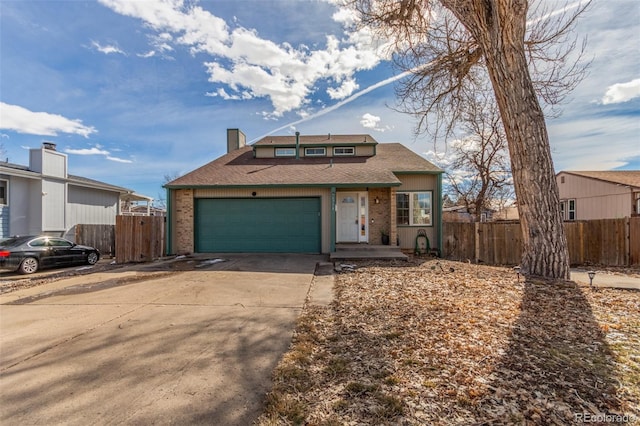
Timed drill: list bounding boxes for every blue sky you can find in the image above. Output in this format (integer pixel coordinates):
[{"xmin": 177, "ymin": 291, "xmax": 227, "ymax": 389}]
[{"xmin": 1, "ymin": 0, "xmax": 639, "ymax": 204}]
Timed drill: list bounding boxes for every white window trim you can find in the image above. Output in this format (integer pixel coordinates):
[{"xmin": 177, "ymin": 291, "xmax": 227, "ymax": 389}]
[
  {"xmin": 567, "ymin": 199, "xmax": 576, "ymax": 221},
  {"xmin": 0, "ymin": 179, "xmax": 7, "ymax": 206},
  {"xmin": 275, "ymin": 147, "xmax": 296, "ymax": 157},
  {"xmin": 397, "ymin": 191, "xmax": 433, "ymax": 226},
  {"xmin": 304, "ymin": 147, "xmax": 326, "ymax": 156},
  {"xmin": 333, "ymin": 146, "xmax": 355, "ymax": 156}
]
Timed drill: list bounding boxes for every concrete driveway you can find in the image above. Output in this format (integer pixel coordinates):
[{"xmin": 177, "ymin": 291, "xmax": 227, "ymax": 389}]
[{"xmin": 0, "ymin": 254, "xmax": 325, "ymax": 425}]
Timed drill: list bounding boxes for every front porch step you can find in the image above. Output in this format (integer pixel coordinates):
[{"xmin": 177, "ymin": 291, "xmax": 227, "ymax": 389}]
[{"xmin": 330, "ymin": 244, "xmax": 408, "ymax": 261}]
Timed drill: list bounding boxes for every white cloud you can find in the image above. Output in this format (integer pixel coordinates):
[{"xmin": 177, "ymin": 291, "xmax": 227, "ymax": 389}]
[
  {"xmin": 99, "ymin": 0, "xmax": 389, "ymax": 116},
  {"xmin": 327, "ymin": 78, "xmax": 359, "ymax": 99},
  {"xmin": 423, "ymin": 150, "xmax": 455, "ymax": 168},
  {"xmin": 90, "ymin": 40, "xmax": 125, "ymax": 55},
  {"xmin": 65, "ymin": 147, "xmax": 110, "ymax": 156},
  {"xmin": 65, "ymin": 144, "xmax": 133, "ymax": 163},
  {"xmin": 360, "ymin": 113, "xmax": 393, "ymax": 132},
  {"xmin": 0, "ymin": 102, "xmax": 96, "ymax": 138},
  {"xmin": 601, "ymin": 79, "xmax": 640, "ymax": 104},
  {"xmin": 360, "ymin": 113, "xmax": 381, "ymax": 129}
]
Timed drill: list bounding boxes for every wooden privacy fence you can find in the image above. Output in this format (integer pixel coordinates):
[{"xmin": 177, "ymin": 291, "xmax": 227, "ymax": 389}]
[
  {"xmin": 115, "ymin": 215, "xmax": 165, "ymax": 263},
  {"xmin": 443, "ymin": 217, "xmax": 640, "ymax": 267},
  {"xmin": 75, "ymin": 224, "xmax": 116, "ymax": 257}
]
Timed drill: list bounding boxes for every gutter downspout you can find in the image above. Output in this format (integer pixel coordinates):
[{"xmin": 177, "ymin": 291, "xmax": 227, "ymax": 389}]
[
  {"xmin": 295, "ymin": 131, "xmax": 300, "ymax": 160},
  {"xmin": 165, "ymin": 187, "xmax": 172, "ymax": 255},
  {"xmin": 330, "ymin": 187, "xmax": 336, "ymax": 252},
  {"xmin": 437, "ymin": 173, "xmax": 443, "ymax": 256}
]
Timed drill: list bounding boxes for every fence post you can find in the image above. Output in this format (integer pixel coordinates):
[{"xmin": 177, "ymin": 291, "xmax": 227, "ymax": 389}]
[
  {"xmin": 474, "ymin": 222, "xmax": 480, "ymax": 263},
  {"xmin": 625, "ymin": 217, "xmax": 630, "ymax": 266}
]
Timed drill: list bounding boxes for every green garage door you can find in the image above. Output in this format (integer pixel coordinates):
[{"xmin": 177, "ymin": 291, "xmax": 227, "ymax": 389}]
[{"xmin": 195, "ymin": 198, "xmax": 321, "ymax": 253}]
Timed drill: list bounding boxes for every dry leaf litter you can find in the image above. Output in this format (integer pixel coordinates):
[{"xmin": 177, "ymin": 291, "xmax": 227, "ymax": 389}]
[{"xmin": 258, "ymin": 258, "xmax": 639, "ymax": 425}]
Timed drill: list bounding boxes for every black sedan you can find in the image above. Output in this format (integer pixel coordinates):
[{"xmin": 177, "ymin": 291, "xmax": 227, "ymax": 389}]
[{"xmin": 0, "ymin": 236, "xmax": 100, "ymax": 274}]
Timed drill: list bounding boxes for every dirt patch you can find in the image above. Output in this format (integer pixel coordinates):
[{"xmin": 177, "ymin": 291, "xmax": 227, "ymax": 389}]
[{"xmin": 258, "ymin": 258, "xmax": 639, "ymax": 425}]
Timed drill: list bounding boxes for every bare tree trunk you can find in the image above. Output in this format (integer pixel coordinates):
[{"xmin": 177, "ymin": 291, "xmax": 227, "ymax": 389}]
[{"xmin": 468, "ymin": 2, "xmax": 570, "ymax": 279}]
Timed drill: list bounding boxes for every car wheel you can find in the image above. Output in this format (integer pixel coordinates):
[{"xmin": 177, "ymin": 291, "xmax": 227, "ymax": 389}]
[
  {"xmin": 19, "ymin": 257, "xmax": 39, "ymax": 274},
  {"xmin": 86, "ymin": 252, "xmax": 99, "ymax": 265}
]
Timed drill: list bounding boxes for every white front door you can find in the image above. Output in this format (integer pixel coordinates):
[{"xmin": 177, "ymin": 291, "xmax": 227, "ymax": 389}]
[{"xmin": 337, "ymin": 192, "xmax": 368, "ymax": 243}]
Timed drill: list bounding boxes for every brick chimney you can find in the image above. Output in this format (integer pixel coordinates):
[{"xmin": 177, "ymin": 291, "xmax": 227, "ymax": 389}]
[{"xmin": 227, "ymin": 129, "xmax": 246, "ymax": 153}]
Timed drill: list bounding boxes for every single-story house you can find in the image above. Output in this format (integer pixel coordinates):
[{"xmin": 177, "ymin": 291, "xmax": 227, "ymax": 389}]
[
  {"xmin": 556, "ymin": 170, "xmax": 640, "ymax": 220},
  {"xmin": 0, "ymin": 142, "xmax": 152, "ymax": 241},
  {"xmin": 164, "ymin": 129, "xmax": 444, "ymax": 255}
]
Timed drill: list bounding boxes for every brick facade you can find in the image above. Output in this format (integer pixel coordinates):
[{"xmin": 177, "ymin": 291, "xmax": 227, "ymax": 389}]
[
  {"xmin": 174, "ymin": 189, "xmax": 194, "ymax": 254},
  {"xmin": 368, "ymin": 188, "xmax": 397, "ymax": 246}
]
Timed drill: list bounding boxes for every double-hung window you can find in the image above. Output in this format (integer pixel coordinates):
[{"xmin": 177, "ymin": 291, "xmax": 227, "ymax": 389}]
[
  {"xmin": 275, "ymin": 148, "xmax": 296, "ymax": 157},
  {"xmin": 567, "ymin": 199, "xmax": 576, "ymax": 220},
  {"xmin": 560, "ymin": 199, "xmax": 576, "ymax": 220},
  {"xmin": 333, "ymin": 146, "xmax": 355, "ymax": 156},
  {"xmin": 396, "ymin": 192, "xmax": 432, "ymax": 226},
  {"xmin": 305, "ymin": 147, "xmax": 326, "ymax": 156}
]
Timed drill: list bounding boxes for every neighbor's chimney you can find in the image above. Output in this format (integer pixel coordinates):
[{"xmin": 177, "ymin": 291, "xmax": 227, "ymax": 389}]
[
  {"xmin": 226, "ymin": 129, "xmax": 246, "ymax": 153},
  {"xmin": 295, "ymin": 131, "xmax": 300, "ymax": 160},
  {"xmin": 42, "ymin": 141, "xmax": 57, "ymax": 151}
]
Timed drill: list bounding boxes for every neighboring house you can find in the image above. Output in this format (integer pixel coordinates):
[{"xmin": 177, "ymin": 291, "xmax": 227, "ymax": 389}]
[
  {"xmin": 556, "ymin": 170, "xmax": 640, "ymax": 220},
  {"xmin": 0, "ymin": 142, "xmax": 152, "ymax": 240},
  {"xmin": 442, "ymin": 204, "xmax": 495, "ymax": 222},
  {"xmin": 443, "ymin": 205, "xmax": 475, "ymax": 223},
  {"xmin": 165, "ymin": 129, "xmax": 444, "ymax": 254},
  {"xmin": 120, "ymin": 195, "xmax": 165, "ymax": 217},
  {"xmin": 492, "ymin": 204, "xmax": 519, "ymax": 221}
]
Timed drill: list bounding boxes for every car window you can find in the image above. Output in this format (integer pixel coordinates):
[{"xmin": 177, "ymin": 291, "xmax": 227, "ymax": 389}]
[
  {"xmin": 49, "ymin": 239, "xmax": 73, "ymax": 248},
  {"xmin": 1, "ymin": 236, "xmax": 32, "ymax": 246},
  {"xmin": 29, "ymin": 238, "xmax": 48, "ymax": 247}
]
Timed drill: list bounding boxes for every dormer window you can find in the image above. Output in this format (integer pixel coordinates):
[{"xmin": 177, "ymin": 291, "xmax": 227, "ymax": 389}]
[
  {"xmin": 334, "ymin": 146, "xmax": 355, "ymax": 156},
  {"xmin": 275, "ymin": 148, "xmax": 296, "ymax": 157},
  {"xmin": 305, "ymin": 147, "xmax": 326, "ymax": 156}
]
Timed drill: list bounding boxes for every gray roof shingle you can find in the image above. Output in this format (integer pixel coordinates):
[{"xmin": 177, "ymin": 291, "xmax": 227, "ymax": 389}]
[{"xmin": 166, "ymin": 143, "xmax": 442, "ymax": 188}]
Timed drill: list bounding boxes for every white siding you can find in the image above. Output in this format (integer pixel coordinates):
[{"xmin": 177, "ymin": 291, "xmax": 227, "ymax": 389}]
[
  {"xmin": 27, "ymin": 179, "xmax": 42, "ymax": 234},
  {"xmin": 30, "ymin": 148, "xmax": 67, "ymax": 178},
  {"xmin": 42, "ymin": 179, "xmax": 66, "ymax": 232},
  {"xmin": 7, "ymin": 177, "xmax": 38, "ymax": 235},
  {"xmin": 67, "ymin": 185, "xmax": 120, "ymax": 227}
]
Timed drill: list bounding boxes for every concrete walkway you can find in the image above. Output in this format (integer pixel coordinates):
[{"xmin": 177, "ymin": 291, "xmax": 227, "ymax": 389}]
[{"xmin": 571, "ymin": 269, "xmax": 640, "ymax": 290}]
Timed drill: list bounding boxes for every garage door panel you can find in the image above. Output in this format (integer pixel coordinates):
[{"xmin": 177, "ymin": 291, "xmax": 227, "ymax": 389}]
[{"xmin": 195, "ymin": 198, "xmax": 321, "ymax": 253}]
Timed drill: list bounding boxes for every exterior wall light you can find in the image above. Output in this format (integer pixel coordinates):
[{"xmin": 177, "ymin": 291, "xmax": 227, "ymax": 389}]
[{"xmin": 375, "ymin": 196, "xmax": 380, "ymax": 204}]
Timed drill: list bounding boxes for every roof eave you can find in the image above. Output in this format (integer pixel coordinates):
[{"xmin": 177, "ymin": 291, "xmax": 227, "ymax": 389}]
[
  {"xmin": 393, "ymin": 170, "xmax": 444, "ymax": 175},
  {"xmin": 165, "ymin": 182, "xmax": 402, "ymax": 190}
]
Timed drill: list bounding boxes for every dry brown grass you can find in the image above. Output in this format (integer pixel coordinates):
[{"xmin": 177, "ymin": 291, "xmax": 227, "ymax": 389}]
[{"xmin": 258, "ymin": 258, "xmax": 639, "ymax": 425}]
